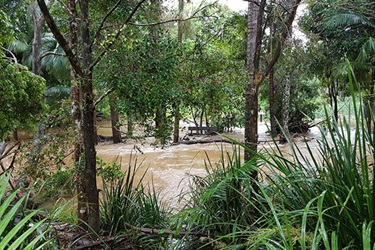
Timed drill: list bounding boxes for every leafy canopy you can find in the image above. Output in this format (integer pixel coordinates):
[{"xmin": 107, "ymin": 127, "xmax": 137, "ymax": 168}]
[{"xmin": 0, "ymin": 10, "xmax": 46, "ymax": 139}]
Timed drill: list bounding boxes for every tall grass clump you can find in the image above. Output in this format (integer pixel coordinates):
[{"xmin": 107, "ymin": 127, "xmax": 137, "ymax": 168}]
[
  {"xmin": 258, "ymin": 63, "xmax": 375, "ymax": 248},
  {"xmin": 0, "ymin": 174, "xmax": 49, "ymax": 249},
  {"xmin": 175, "ymin": 146, "xmax": 262, "ymax": 247},
  {"xmin": 99, "ymin": 155, "xmax": 170, "ymax": 248}
]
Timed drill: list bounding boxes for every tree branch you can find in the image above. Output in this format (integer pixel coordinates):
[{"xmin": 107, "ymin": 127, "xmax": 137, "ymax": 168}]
[
  {"xmin": 40, "ymin": 51, "xmax": 67, "ymax": 59},
  {"xmin": 36, "ymin": 0, "xmax": 82, "ymax": 76},
  {"xmin": 1, "ymin": 47, "xmax": 18, "ymax": 63},
  {"xmin": 128, "ymin": 1, "xmax": 218, "ymax": 27},
  {"xmin": 89, "ymin": 0, "xmax": 123, "ymax": 50},
  {"xmin": 89, "ymin": 0, "xmax": 146, "ymax": 71},
  {"xmin": 94, "ymin": 87, "xmax": 114, "ymax": 107},
  {"xmin": 264, "ymin": 0, "xmax": 302, "ymax": 77}
]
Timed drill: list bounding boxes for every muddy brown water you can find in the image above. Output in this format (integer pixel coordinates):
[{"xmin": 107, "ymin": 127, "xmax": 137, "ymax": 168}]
[
  {"xmin": 95, "ymin": 121, "xmax": 322, "ymax": 210},
  {"xmin": 6, "ymin": 121, "xmax": 323, "ymax": 210}
]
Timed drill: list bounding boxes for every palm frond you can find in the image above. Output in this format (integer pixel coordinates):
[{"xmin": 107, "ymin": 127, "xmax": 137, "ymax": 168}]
[
  {"xmin": 356, "ymin": 37, "xmax": 375, "ymax": 63},
  {"xmin": 7, "ymin": 40, "xmax": 28, "ymax": 54},
  {"xmin": 324, "ymin": 12, "xmax": 375, "ymax": 29},
  {"xmin": 46, "ymin": 85, "xmax": 70, "ymax": 96}
]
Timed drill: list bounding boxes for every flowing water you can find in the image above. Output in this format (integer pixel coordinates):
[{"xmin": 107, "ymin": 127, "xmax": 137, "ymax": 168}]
[
  {"xmin": 95, "ymin": 121, "xmax": 322, "ymax": 210},
  {"xmin": 1, "ymin": 121, "xmax": 322, "ymax": 210}
]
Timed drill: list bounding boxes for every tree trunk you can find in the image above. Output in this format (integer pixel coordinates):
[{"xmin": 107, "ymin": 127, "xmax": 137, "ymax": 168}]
[
  {"xmin": 78, "ymin": 0, "xmax": 99, "ymax": 233},
  {"xmin": 30, "ymin": 1, "xmax": 43, "ymax": 76},
  {"xmin": 29, "ymin": 1, "xmax": 45, "ymax": 169},
  {"xmin": 109, "ymin": 93, "xmax": 121, "ymax": 143},
  {"xmin": 173, "ymin": 103, "xmax": 180, "ymax": 143},
  {"xmin": 280, "ymin": 74, "xmax": 291, "ymax": 142},
  {"xmin": 37, "ymin": 0, "xmax": 146, "ymax": 235},
  {"xmin": 269, "ymin": 68, "xmax": 277, "ymax": 137},
  {"xmin": 13, "ymin": 130, "xmax": 18, "ymax": 141},
  {"xmin": 245, "ymin": 0, "xmax": 261, "ymax": 164},
  {"xmin": 155, "ymin": 105, "xmax": 167, "ymax": 144},
  {"xmin": 173, "ymin": 0, "xmax": 184, "ymax": 144},
  {"xmin": 126, "ymin": 113, "xmax": 133, "ymax": 138}
]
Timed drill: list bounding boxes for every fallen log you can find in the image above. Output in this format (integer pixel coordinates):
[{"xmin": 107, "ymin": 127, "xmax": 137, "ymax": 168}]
[
  {"xmin": 176, "ymin": 138, "xmax": 233, "ymax": 145},
  {"xmin": 71, "ymin": 223, "xmax": 210, "ymax": 250}
]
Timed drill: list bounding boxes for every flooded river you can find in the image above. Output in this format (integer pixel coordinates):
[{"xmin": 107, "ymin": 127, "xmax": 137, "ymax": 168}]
[
  {"xmin": 95, "ymin": 121, "xmax": 322, "ymax": 210},
  {"xmin": 1, "ymin": 120, "xmax": 322, "ymax": 210}
]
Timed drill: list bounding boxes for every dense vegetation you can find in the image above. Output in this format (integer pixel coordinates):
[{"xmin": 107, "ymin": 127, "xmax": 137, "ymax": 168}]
[{"xmin": 0, "ymin": 0, "xmax": 374, "ymax": 249}]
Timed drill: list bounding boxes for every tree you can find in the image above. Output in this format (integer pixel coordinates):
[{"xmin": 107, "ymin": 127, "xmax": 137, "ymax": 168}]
[
  {"xmin": 36, "ymin": 0, "xmax": 147, "ymax": 233},
  {"xmin": 0, "ymin": 10, "xmax": 46, "ymax": 139},
  {"xmin": 302, "ymin": 0, "xmax": 375, "ymax": 127},
  {"xmin": 36, "ymin": 0, "xmax": 212, "ymax": 232},
  {"xmin": 245, "ymin": 0, "xmax": 302, "ymax": 187}
]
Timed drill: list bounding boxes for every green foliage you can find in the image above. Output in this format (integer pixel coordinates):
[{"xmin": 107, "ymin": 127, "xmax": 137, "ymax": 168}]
[
  {"xmin": 1, "ymin": 8, "xmax": 46, "ymax": 138},
  {"xmin": 99, "ymin": 156, "xmax": 169, "ymax": 242},
  {"xmin": 97, "ymin": 157, "xmax": 124, "ymax": 183},
  {"xmin": 0, "ymin": 175, "xmax": 49, "ymax": 249},
  {"xmin": 0, "ymin": 60, "xmax": 46, "ymax": 139},
  {"xmin": 19, "ymin": 133, "xmax": 71, "ymax": 180},
  {"xmin": 39, "ymin": 168, "xmax": 74, "ymax": 199},
  {"xmin": 175, "ymin": 146, "xmax": 259, "ymax": 246},
  {"xmin": 172, "ymin": 64, "xmax": 375, "ymax": 249},
  {"xmin": 0, "ymin": 10, "xmax": 13, "ymax": 45},
  {"xmin": 257, "ymin": 65, "xmax": 375, "ymax": 248}
]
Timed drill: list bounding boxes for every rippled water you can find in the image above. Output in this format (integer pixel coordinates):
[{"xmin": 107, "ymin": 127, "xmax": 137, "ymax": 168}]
[{"xmin": 95, "ymin": 122, "xmax": 323, "ymax": 210}]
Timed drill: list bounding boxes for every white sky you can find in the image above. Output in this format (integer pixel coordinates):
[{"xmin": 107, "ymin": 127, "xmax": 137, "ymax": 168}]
[{"xmin": 219, "ymin": 0, "xmax": 247, "ymax": 12}]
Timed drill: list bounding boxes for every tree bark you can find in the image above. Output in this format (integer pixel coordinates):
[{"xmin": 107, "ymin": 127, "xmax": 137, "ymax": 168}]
[
  {"xmin": 155, "ymin": 105, "xmax": 167, "ymax": 144},
  {"xmin": 78, "ymin": 0, "xmax": 99, "ymax": 233},
  {"xmin": 281, "ymin": 74, "xmax": 291, "ymax": 142},
  {"xmin": 269, "ymin": 68, "xmax": 277, "ymax": 137},
  {"xmin": 30, "ymin": 1, "xmax": 43, "ymax": 76},
  {"xmin": 245, "ymin": 0, "xmax": 261, "ymax": 163},
  {"xmin": 126, "ymin": 114, "xmax": 134, "ymax": 138},
  {"xmin": 245, "ymin": 0, "xmax": 301, "ymax": 195},
  {"xmin": 173, "ymin": 103, "xmax": 180, "ymax": 143},
  {"xmin": 245, "ymin": 0, "xmax": 301, "ymax": 161},
  {"xmin": 109, "ymin": 93, "xmax": 121, "ymax": 143},
  {"xmin": 173, "ymin": 0, "xmax": 184, "ymax": 144}
]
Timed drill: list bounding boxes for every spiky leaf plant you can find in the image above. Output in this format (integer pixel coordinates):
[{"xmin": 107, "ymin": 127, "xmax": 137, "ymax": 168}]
[
  {"xmin": 99, "ymin": 156, "xmax": 169, "ymax": 249},
  {"xmin": 256, "ymin": 62, "xmax": 375, "ymax": 248},
  {"xmin": 0, "ymin": 175, "xmax": 48, "ymax": 250}
]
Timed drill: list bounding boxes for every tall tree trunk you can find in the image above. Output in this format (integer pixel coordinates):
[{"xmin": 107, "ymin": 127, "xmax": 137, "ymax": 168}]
[
  {"xmin": 66, "ymin": 0, "xmax": 87, "ymax": 231},
  {"xmin": 245, "ymin": 0, "xmax": 261, "ymax": 164},
  {"xmin": 29, "ymin": 1, "xmax": 45, "ymax": 169},
  {"xmin": 78, "ymin": 0, "xmax": 99, "ymax": 233},
  {"xmin": 126, "ymin": 113, "xmax": 133, "ymax": 138},
  {"xmin": 173, "ymin": 0, "xmax": 184, "ymax": 144},
  {"xmin": 30, "ymin": 1, "xmax": 43, "ymax": 76},
  {"xmin": 155, "ymin": 105, "xmax": 167, "ymax": 144},
  {"xmin": 37, "ymin": 0, "xmax": 146, "ymax": 235},
  {"xmin": 109, "ymin": 93, "xmax": 121, "ymax": 143},
  {"xmin": 269, "ymin": 68, "xmax": 277, "ymax": 137},
  {"xmin": 173, "ymin": 103, "xmax": 180, "ymax": 143},
  {"xmin": 281, "ymin": 74, "xmax": 291, "ymax": 142}
]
